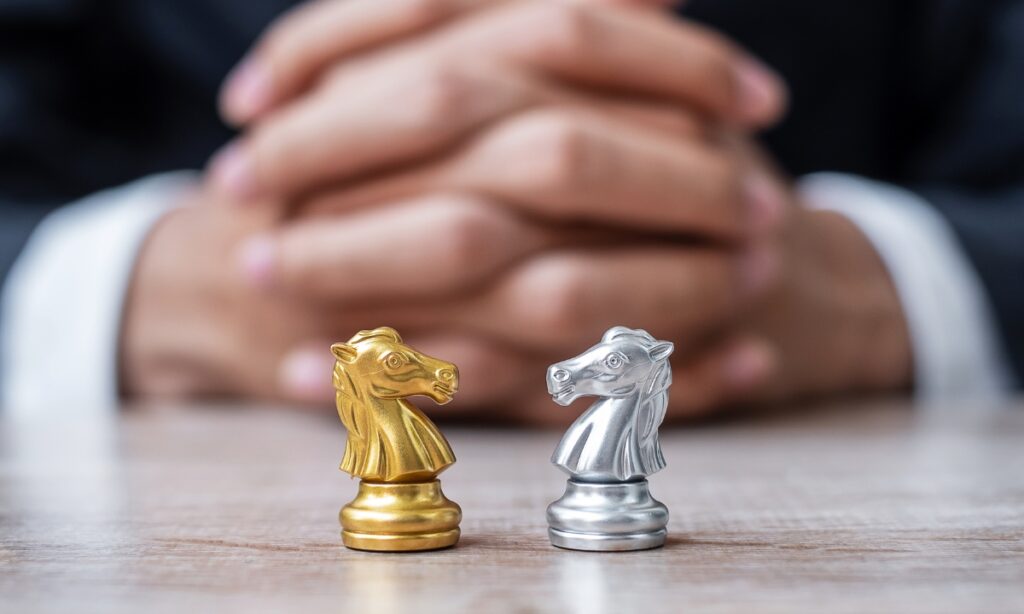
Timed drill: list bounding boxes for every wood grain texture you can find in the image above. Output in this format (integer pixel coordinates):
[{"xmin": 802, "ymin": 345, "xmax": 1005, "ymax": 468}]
[{"xmin": 1, "ymin": 399, "xmax": 1023, "ymax": 613}]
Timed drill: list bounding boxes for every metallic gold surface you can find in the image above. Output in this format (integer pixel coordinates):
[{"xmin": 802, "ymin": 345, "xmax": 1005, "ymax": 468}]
[
  {"xmin": 340, "ymin": 481, "xmax": 461, "ymax": 552},
  {"xmin": 331, "ymin": 327, "xmax": 461, "ymax": 551}
]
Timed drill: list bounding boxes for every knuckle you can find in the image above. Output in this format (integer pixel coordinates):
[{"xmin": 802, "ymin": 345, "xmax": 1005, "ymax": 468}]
[
  {"xmin": 667, "ymin": 110, "xmax": 707, "ymax": 140},
  {"xmin": 513, "ymin": 111, "xmax": 591, "ymax": 200},
  {"xmin": 248, "ymin": 107, "xmax": 310, "ymax": 187},
  {"xmin": 261, "ymin": 26, "xmax": 298, "ymax": 70},
  {"xmin": 272, "ymin": 236, "xmax": 314, "ymax": 293},
  {"xmin": 261, "ymin": 2, "xmax": 316, "ymax": 66},
  {"xmin": 409, "ymin": 62, "xmax": 471, "ymax": 125},
  {"xmin": 400, "ymin": 0, "xmax": 452, "ymax": 24},
  {"xmin": 674, "ymin": 253, "xmax": 735, "ymax": 325},
  {"xmin": 710, "ymin": 57, "xmax": 740, "ymax": 109},
  {"xmin": 526, "ymin": 254, "xmax": 592, "ymax": 334},
  {"xmin": 705, "ymin": 151, "xmax": 743, "ymax": 210},
  {"xmin": 289, "ymin": 266, "xmax": 324, "ymax": 297},
  {"xmin": 524, "ymin": 1, "xmax": 595, "ymax": 58},
  {"xmin": 693, "ymin": 34, "xmax": 742, "ymax": 107},
  {"xmin": 434, "ymin": 196, "xmax": 499, "ymax": 270},
  {"xmin": 247, "ymin": 126, "xmax": 282, "ymax": 184}
]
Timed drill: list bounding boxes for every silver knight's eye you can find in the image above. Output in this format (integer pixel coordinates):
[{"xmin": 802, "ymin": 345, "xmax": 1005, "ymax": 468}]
[
  {"xmin": 604, "ymin": 353, "xmax": 625, "ymax": 370},
  {"xmin": 383, "ymin": 353, "xmax": 404, "ymax": 370}
]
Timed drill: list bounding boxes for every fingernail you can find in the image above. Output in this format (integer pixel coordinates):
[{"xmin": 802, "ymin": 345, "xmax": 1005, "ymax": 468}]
[
  {"xmin": 238, "ymin": 234, "xmax": 277, "ymax": 288},
  {"xmin": 724, "ymin": 342, "xmax": 774, "ymax": 389},
  {"xmin": 223, "ymin": 59, "xmax": 273, "ymax": 122},
  {"xmin": 279, "ymin": 347, "xmax": 335, "ymax": 402},
  {"xmin": 734, "ymin": 57, "xmax": 784, "ymax": 124},
  {"xmin": 743, "ymin": 172, "xmax": 785, "ymax": 236},
  {"xmin": 739, "ymin": 243, "xmax": 780, "ymax": 295},
  {"xmin": 210, "ymin": 141, "xmax": 258, "ymax": 200}
]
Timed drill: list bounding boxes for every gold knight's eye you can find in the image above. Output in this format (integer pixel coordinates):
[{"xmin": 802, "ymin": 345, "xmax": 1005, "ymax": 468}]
[{"xmin": 383, "ymin": 353, "xmax": 405, "ymax": 370}]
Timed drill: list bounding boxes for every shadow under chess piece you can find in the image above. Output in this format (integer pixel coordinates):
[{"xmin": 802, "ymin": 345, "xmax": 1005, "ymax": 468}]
[
  {"xmin": 331, "ymin": 327, "xmax": 461, "ymax": 552},
  {"xmin": 546, "ymin": 326, "xmax": 674, "ymax": 552}
]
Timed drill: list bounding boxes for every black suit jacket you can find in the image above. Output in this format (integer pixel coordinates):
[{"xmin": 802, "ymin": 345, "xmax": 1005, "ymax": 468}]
[{"xmin": 1, "ymin": 0, "xmax": 1022, "ymax": 381}]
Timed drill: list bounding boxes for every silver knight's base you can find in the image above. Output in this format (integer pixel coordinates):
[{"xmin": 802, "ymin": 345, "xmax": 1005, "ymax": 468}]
[{"xmin": 547, "ymin": 479, "xmax": 668, "ymax": 551}]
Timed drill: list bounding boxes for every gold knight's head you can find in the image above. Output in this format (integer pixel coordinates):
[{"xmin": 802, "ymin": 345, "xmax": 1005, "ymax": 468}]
[{"xmin": 331, "ymin": 327, "xmax": 459, "ymax": 404}]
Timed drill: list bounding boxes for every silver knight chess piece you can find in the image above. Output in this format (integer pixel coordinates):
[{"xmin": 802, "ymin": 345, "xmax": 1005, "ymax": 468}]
[{"xmin": 546, "ymin": 326, "xmax": 674, "ymax": 551}]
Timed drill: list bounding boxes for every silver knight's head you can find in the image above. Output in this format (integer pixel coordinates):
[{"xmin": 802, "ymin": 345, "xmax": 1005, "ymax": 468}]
[{"xmin": 546, "ymin": 327, "xmax": 675, "ymax": 406}]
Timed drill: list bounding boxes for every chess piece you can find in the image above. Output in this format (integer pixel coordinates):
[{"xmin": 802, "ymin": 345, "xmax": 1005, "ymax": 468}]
[
  {"xmin": 331, "ymin": 327, "xmax": 461, "ymax": 552},
  {"xmin": 546, "ymin": 326, "xmax": 675, "ymax": 551}
]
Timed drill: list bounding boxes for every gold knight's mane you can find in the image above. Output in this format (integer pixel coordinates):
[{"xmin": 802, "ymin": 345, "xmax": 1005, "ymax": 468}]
[
  {"xmin": 333, "ymin": 362, "xmax": 369, "ymax": 475},
  {"xmin": 331, "ymin": 326, "xmax": 404, "ymax": 449}
]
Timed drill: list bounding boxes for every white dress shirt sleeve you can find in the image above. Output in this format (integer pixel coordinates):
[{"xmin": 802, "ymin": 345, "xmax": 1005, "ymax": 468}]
[
  {"xmin": 798, "ymin": 172, "xmax": 1016, "ymax": 402},
  {"xmin": 1, "ymin": 172, "xmax": 197, "ymax": 418}
]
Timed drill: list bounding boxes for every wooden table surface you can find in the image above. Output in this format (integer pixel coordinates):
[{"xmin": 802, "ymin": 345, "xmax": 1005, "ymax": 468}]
[{"xmin": 1, "ymin": 399, "xmax": 1023, "ymax": 613}]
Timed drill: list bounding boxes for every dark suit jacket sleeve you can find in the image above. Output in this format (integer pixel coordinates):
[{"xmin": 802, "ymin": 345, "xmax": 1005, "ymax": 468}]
[
  {"xmin": 902, "ymin": 1, "xmax": 1024, "ymax": 383},
  {"xmin": 0, "ymin": 1, "xmax": 88, "ymax": 288},
  {"xmin": 0, "ymin": 206, "xmax": 55, "ymax": 286}
]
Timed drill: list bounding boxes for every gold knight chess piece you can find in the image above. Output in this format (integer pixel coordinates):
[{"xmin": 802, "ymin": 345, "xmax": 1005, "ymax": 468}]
[{"xmin": 331, "ymin": 327, "xmax": 462, "ymax": 551}]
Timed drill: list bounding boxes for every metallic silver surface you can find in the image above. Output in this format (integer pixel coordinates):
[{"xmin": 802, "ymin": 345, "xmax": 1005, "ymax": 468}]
[
  {"xmin": 547, "ymin": 479, "xmax": 668, "ymax": 551},
  {"xmin": 546, "ymin": 326, "xmax": 675, "ymax": 551}
]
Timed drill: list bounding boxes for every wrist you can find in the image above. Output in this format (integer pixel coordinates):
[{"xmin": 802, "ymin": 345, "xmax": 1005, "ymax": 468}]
[
  {"xmin": 119, "ymin": 207, "xmax": 199, "ymax": 397},
  {"xmin": 119, "ymin": 198, "xmax": 240, "ymax": 398},
  {"xmin": 810, "ymin": 210, "xmax": 913, "ymax": 392}
]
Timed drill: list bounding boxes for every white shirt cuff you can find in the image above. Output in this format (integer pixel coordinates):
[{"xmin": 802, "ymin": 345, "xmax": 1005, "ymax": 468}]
[
  {"xmin": 1, "ymin": 172, "xmax": 197, "ymax": 417},
  {"xmin": 798, "ymin": 172, "xmax": 1016, "ymax": 401}
]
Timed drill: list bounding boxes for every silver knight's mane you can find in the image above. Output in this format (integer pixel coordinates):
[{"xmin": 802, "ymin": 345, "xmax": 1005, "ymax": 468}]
[{"xmin": 602, "ymin": 327, "xmax": 669, "ymax": 474}]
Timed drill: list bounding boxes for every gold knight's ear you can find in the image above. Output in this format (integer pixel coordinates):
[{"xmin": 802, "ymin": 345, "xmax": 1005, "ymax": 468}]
[{"xmin": 331, "ymin": 343, "xmax": 357, "ymax": 363}]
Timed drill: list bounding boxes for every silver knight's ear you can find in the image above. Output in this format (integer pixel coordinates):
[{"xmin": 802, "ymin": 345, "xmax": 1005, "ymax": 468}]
[
  {"xmin": 331, "ymin": 343, "xmax": 357, "ymax": 363},
  {"xmin": 648, "ymin": 341, "xmax": 674, "ymax": 362}
]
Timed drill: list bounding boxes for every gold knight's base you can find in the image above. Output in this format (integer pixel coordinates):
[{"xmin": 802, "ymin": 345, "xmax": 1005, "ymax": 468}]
[{"xmin": 340, "ymin": 479, "xmax": 461, "ymax": 552}]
